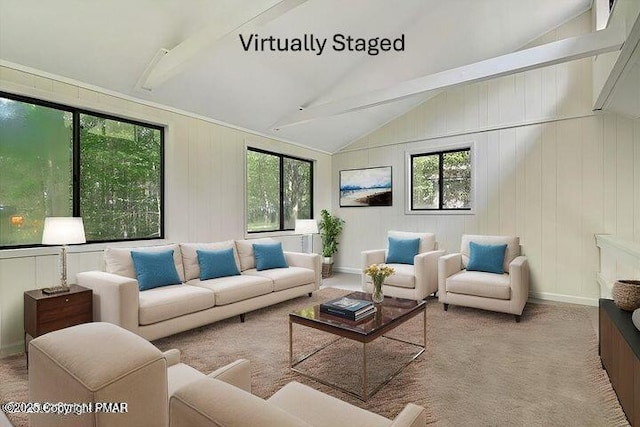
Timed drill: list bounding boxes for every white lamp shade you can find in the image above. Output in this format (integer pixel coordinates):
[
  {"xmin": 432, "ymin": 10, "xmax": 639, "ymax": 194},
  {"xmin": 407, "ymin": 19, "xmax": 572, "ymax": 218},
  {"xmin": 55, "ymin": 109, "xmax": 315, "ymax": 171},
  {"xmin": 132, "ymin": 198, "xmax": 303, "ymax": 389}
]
[
  {"xmin": 294, "ymin": 219, "xmax": 318, "ymax": 235},
  {"xmin": 42, "ymin": 217, "xmax": 86, "ymax": 245}
]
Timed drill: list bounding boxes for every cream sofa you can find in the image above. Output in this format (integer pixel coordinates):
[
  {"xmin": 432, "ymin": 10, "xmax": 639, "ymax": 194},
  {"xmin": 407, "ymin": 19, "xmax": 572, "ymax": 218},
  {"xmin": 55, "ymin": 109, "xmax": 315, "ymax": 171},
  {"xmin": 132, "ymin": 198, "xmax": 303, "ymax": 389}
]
[
  {"xmin": 438, "ymin": 235, "xmax": 529, "ymax": 322},
  {"xmin": 77, "ymin": 238, "xmax": 321, "ymax": 340},
  {"xmin": 29, "ymin": 322, "xmax": 426, "ymax": 427}
]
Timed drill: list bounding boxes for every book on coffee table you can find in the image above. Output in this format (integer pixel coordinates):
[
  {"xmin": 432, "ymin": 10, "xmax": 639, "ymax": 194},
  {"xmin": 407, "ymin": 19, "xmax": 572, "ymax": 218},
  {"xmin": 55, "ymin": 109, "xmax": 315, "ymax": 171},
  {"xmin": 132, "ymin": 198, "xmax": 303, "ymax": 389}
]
[{"xmin": 320, "ymin": 297, "xmax": 375, "ymax": 321}]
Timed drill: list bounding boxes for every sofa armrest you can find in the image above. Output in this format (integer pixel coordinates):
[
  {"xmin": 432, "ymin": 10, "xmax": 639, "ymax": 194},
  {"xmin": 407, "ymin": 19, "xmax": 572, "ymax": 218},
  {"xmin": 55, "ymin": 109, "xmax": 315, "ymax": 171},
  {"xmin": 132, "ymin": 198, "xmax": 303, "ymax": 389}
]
[
  {"xmin": 415, "ymin": 250, "xmax": 445, "ymax": 297},
  {"xmin": 170, "ymin": 378, "xmax": 310, "ymax": 427},
  {"xmin": 76, "ymin": 271, "xmax": 139, "ymax": 334},
  {"xmin": 438, "ymin": 253, "xmax": 462, "ymax": 297},
  {"xmin": 509, "ymin": 256, "xmax": 530, "ymax": 315},
  {"xmin": 284, "ymin": 252, "xmax": 321, "ymax": 289},
  {"xmin": 207, "ymin": 359, "xmax": 251, "ymax": 393},
  {"xmin": 389, "ymin": 403, "xmax": 427, "ymax": 427}
]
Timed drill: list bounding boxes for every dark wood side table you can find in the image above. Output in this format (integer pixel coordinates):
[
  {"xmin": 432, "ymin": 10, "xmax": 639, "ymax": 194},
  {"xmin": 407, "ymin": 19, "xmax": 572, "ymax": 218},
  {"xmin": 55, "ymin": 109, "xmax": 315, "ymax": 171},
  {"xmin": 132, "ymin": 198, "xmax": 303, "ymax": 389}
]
[
  {"xmin": 599, "ymin": 298, "xmax": 640, "ymax": 426},
  {"xmin": 24, "ymin": 285, "xmax": 93, "ymax": 358}
]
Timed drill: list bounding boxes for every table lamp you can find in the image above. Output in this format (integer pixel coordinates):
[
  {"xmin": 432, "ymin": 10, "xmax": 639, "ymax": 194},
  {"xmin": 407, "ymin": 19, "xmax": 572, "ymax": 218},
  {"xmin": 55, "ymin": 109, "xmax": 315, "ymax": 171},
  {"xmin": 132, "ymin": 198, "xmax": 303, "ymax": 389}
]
[
  {"xmin": 294, "ymin": 219, "xmax": 318, "ymax": 254},
  {"xmin": 41, "ymin": 217, "xmax": 86, "ymax": 294}
]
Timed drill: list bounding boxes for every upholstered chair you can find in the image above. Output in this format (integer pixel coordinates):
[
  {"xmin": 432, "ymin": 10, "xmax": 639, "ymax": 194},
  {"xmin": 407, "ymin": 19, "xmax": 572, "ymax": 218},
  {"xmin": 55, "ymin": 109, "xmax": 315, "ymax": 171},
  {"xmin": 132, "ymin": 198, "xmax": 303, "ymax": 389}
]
[
  {"xmin": 438, "ymin": 235, "xmax": 529, "ymax": 322},
  {"xmin": 362, "ymin": 231, "xmax": 445, "ymax": 301}
]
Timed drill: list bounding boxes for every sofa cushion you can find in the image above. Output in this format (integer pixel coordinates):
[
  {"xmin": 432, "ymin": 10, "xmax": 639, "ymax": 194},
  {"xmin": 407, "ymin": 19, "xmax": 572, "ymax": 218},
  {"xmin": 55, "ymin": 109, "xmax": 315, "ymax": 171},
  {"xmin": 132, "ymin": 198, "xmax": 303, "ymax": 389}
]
[
  {"xmin": 386, "ymin": 236, "xmax": 420, "ymax": 265},
  {"xmin": 139, "ymin": 284, "xmax": 215, "ymax": 325},
  {"xmin": 197, "ymin": 248, "xmax": 241, "ymax": 280},
  {"xmin": 243, "ymin": 267, "xmax": 315, "ymax": 292},
  {"xmin": 131, "ymin": 250, "xmax": 182, "ymax": 291},
  {"xmin": 105, "ymin": 244, "xmax": 186, "ymax": 283},
  {"xmin": 467, "ymin": 242, "xmax": 507, "ymax": 274},
  {"xmin": 268, "ymin": 381, "xmax": 390, "ymax": 427},
  {"xmin": 253, "ymin": 242, "xmax": 288, "ymax": 271},
  {"xmin": 180, "ymin": 241, "xmax": 241, "ymax": 281},
  {"xmin": 461, "ymin": 235, "xmax": 520, "ymax": 273},
  {"xmin": 445, "ymin": 270, "xmax": 511, "ymax": 300},
  {"xmin": 235, "ymin": 238, "xmax": 277, "ymax": 271},
  {"xmin": 363, "ymin": 263, "xmax": 415, "ymax": 289},
  {"xmin": 388, "ymin": 230, "xmax": 435, "ymax": 254},
  {"xmin": 189, "ymin": 275, "xmax": 273, "ymax": 305}
]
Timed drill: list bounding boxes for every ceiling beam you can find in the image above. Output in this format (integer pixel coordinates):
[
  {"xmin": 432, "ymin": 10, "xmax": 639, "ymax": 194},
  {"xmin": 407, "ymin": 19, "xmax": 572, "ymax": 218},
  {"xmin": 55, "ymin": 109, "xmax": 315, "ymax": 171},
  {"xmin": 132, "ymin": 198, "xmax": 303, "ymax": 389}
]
[
  {"xmin": 139, "ymin": 0, "xmax": 307, "ymax": 90},
  {"xmin": 273, "ymin": 25, "xmax": 625, "ymax": 130}
]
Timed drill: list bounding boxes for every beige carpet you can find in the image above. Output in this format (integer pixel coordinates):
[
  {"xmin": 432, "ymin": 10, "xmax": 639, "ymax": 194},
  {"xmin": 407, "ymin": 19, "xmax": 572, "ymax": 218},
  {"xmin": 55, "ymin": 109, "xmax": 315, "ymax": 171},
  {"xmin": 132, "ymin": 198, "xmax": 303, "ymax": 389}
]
[{"xmin": 0, "ymin": 288, "xmax": 630, "ymax": 426}]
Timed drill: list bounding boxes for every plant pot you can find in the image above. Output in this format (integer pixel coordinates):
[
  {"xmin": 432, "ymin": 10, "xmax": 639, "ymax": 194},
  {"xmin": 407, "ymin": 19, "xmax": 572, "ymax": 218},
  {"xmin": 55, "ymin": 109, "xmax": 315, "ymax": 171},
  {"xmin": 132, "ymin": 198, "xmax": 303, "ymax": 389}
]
[
  {"xmin": 322, "ymin": 263, "xmax": 333, "ymax": 279},
  {"xmin": 612, "ymin": 280, "xmax": 640, "ymax": 311},
  {"xmin": 323, "ymin": 256, "xmax": 333, "ymax": 264}
]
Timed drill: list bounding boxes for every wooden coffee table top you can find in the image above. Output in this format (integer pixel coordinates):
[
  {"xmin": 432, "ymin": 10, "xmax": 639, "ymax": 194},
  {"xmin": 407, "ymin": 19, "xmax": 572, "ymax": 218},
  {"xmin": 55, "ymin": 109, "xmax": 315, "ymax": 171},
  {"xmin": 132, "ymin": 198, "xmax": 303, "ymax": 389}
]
[{"xmin": 289, "ymin": 291, "xmax": 425, "ymax": 343}]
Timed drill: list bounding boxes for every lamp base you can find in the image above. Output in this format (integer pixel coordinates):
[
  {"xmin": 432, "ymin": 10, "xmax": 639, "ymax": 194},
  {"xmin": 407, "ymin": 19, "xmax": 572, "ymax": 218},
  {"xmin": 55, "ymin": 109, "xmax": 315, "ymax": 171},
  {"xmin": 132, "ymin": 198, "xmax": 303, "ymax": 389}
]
[{"xmin": 42, "ymin": 285, "xmax": 71, "ymax": 295}]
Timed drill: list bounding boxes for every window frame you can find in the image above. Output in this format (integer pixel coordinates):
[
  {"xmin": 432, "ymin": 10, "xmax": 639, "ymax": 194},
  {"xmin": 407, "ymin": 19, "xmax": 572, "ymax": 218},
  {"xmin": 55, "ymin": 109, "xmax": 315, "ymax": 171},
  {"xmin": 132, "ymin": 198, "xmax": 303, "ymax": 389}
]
[
  {"xmin": 405, "ymin": 142, "xmax": 475, "ymax": 215},
  {"xmin": 246, "ymin": 147, "xmax": 314, "ymax": 234},
  {"xmin": 0, "ymin": 90, "xmax": 165, "ymax": 249}
]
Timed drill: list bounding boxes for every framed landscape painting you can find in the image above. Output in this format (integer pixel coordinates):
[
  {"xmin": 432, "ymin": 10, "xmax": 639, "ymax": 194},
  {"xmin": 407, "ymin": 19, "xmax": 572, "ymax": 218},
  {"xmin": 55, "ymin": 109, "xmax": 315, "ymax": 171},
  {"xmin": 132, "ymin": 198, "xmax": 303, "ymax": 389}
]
[{"xmin": 340, "ymin": 166, "xmax": 392, "ymax": 207}]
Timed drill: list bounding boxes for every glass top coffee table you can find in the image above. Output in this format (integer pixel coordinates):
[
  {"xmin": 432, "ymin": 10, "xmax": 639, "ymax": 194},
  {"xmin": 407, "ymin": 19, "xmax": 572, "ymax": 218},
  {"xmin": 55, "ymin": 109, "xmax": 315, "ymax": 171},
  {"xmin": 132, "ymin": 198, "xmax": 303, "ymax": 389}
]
[{"xmin": 289, "ymin": 291, "xmax": 426, "ymax": 401}]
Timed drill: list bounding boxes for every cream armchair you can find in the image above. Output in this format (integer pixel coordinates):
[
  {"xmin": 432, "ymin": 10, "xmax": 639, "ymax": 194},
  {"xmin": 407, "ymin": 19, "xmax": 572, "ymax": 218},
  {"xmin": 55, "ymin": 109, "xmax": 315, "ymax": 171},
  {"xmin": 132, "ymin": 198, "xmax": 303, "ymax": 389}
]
[
  {"xmin": 362, "ymin": 231, "xmax": 445, "ymax": 301},
  {"xmin": 438, "ymin": 235, "xmax": 529, "ymax": 322}
]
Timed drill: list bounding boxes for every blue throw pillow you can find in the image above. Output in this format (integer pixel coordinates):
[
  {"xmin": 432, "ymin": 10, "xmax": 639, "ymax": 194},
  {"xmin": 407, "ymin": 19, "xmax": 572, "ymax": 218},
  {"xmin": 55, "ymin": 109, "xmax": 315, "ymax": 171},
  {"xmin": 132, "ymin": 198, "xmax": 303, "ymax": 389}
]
[
  {"xmin": 197, "ymin": 248, "xmax": 240, "ymax": 280},
  {"xmin": 386, "ymin": 237, "xmax": 420, "ymax": 265},
  {"xmin": 467, "ymin": 242, "xmax": 507, "ymax": 274},
  {"xmin": 253, "ymin": 242, "xmax": 288, "ymax": 271},
  {"xmin": 131, "ymin": 250, "xmax": 181, "ymax": 291}
]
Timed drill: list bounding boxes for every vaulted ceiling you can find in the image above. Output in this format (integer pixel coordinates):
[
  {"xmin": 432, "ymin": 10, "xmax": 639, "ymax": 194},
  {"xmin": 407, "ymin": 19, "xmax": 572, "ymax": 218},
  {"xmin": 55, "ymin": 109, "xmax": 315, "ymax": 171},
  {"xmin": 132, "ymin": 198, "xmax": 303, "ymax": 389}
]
[{"xmin": 0, "ymin": 0, "xmax": 592, "ymax": 153}]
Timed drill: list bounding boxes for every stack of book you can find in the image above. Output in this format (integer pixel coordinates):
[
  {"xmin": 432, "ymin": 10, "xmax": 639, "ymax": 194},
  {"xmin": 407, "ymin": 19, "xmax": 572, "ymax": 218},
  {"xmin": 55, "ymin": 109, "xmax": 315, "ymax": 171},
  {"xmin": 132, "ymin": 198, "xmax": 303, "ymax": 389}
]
[{"xmin": 320, "ymin": 297, "xmax": 376, "ymax": 321}]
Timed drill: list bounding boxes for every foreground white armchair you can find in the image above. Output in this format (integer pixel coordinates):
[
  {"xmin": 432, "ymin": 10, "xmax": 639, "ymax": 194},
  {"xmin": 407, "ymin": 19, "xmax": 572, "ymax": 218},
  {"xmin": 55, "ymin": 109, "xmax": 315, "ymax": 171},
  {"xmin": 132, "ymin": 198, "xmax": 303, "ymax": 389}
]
[
  {"xmin": 362, "ymin": 231, "xmax": 445, "ymax": 301},
  {"xmin": 29, "ymin": 322, "xmax": 426, "ymax": 427},
  {"xmin": 438, "ymin": 235, "xmax": 529, "ymax": 322}
]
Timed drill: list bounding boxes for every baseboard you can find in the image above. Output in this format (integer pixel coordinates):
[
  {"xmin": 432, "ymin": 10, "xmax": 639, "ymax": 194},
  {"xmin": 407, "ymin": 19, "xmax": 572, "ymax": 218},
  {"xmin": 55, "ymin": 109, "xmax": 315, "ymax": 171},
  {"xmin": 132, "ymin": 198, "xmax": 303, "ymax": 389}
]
[
  {"xmin": 528, "ymin": 291, "xmax": 598, "ymax": 307},
  {"xmin": 333, "ymin": 266, "xmax": 361, "ymax": 275},
  {"xmin": 0, "ymin": 341, "xmax": 24, "ymax": 358}
]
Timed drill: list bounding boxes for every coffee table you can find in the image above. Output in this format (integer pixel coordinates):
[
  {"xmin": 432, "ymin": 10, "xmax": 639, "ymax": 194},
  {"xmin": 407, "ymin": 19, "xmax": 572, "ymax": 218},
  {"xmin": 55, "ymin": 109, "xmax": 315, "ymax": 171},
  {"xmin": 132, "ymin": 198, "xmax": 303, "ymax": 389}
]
[{"xmin": 289, "ymin": 291, "xmax": 426, "ymax": 401}]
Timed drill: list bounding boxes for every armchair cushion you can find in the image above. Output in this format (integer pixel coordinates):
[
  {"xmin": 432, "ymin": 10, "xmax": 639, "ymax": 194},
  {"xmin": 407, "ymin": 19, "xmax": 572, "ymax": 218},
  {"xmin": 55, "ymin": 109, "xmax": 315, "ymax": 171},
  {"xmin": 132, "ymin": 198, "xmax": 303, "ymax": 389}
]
[
  {"xmin": 375, "ymin": 263, "xmax": 416, "ymax": 289},
  {"xmin": 466, "ymin": 242, "xmax": 507, "ymax": 274},
  {"xmin": 386, "ymin": 237, "xmax": 420, "ymax": 265},
  {"xmin": 446, "ymin": 271, "xmax": 511, "ymax": 300},
  {"xmin": 138, "ymin": 284, "xmax": 215, "ymax": 325}
]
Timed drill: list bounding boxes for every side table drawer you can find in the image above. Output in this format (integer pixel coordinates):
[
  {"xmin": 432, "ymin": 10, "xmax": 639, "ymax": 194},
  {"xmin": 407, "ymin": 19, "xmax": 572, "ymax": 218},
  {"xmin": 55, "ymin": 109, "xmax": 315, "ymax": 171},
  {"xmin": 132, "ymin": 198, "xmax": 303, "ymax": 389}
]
[{"xmin": 38, "ymin": 292, "xmax": 92, "ymax": 324}]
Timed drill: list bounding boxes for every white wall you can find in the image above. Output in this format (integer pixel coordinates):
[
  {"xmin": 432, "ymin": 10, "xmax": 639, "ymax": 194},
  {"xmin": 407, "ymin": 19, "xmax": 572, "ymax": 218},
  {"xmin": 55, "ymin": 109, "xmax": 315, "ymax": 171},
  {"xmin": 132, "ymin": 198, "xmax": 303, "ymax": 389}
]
[
  {"xmin": 0, "ymin": 65, "xmax": 332, "ymax": 355},
  {"xmin": 332, "ymin": 11, "xmax": 640, "ymax": 306}
]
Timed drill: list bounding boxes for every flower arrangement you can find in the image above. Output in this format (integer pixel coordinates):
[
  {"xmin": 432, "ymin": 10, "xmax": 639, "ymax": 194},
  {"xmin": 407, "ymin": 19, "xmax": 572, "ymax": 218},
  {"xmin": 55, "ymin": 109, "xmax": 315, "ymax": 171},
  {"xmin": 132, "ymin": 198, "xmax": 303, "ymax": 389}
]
[{"xmin": 364, "ymin": 264, "xmax": 395, "ymax": 303}]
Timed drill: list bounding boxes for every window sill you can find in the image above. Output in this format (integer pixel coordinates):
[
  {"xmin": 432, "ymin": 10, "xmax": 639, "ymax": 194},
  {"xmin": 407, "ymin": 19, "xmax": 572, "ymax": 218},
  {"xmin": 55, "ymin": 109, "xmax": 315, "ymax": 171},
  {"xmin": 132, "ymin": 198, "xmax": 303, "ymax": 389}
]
[{"xmin": 404, "ymin": 210, "xmax": 475, "ymax": 216}]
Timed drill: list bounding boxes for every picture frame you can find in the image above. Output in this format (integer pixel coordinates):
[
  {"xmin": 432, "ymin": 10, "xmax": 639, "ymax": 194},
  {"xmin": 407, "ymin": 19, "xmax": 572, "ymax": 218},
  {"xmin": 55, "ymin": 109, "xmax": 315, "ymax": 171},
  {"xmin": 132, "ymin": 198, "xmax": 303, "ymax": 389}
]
[{"xmin": 339, "ymin": 166, "xmax": 392, "ymax": 207}]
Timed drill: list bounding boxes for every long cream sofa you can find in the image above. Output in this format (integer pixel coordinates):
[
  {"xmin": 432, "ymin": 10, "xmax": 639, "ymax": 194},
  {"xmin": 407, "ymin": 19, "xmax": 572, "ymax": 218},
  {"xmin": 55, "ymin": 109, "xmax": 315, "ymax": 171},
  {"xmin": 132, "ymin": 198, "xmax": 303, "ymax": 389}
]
[{"xmin": 77, "ymin": 238, "xmax": 321, "ymax": 341}]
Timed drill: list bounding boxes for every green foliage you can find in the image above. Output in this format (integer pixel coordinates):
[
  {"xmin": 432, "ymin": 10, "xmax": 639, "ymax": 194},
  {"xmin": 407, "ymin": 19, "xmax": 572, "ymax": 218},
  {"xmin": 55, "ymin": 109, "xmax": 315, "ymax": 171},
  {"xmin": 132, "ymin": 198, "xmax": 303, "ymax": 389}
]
[
  {"xmin": 412, "ymin": 150, "xmax": 471, "ymax": 209},
  {"xmin": 246, "ymin": 150, "xmax": 312, "ymax": 232},
  {"xmin": 318, "ymin": 209, "xmax": 344, "ymax": 258}
]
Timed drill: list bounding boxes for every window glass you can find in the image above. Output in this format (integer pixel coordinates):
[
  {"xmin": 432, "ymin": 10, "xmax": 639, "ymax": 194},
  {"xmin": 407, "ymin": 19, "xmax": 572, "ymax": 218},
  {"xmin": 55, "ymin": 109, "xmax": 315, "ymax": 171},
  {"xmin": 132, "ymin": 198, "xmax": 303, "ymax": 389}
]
[
  {"xmin": 247, "ymin": 148, "xmax": 313, "ymax": 232},
  {"xmin": 442, "ymin": 150, "xmax": 471, "ymax": 209},
  {"xmin": 0, "ymin": 97, "xmax": 73, "ymax": 246},
  {"xmin": 80, "ymin": 114, "xmax": 162, "ymax": 241},
  {"xmin": 411, "ymin": 154, "xmax": 439, "ymax": 209}
]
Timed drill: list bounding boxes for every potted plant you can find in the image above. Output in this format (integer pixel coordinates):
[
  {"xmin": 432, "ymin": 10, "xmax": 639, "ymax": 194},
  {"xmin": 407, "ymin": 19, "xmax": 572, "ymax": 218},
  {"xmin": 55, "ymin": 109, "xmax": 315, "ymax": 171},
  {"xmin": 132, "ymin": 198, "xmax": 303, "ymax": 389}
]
[{"xmin": 318, "ymin": 209, "xmax": 345, "ymax": 278}]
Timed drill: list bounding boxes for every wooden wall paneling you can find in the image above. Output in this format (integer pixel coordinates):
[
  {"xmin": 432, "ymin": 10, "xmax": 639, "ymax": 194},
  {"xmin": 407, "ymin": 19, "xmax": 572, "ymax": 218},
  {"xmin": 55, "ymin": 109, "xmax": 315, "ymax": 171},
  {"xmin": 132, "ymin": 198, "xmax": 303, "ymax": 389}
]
[
  {"xmin": 499, "ymin": 128, "xmax": 516, "ymax": 236},
  {"xmin": 515, "ymin": 126, "xmax": 528, "ymax": 244},
  {"xmin": 524, "ymin": 69, "xmax": 543, "ymax": 122},
  {"xmin": 540, "ymin": 65, "xmax": 558, "ymax": 120},
  {"xmin": 541, "ymin": 123, "xmax": 558, "ymax": 294},
  {"xmin": 167, "ymin": 119, "xmax": 190, "ymax": 241},
  {"xmin": 581, "ymin": 116, "xmax": 605, "ymax": 298},
  {"xmin": 524, "ymin": 124, "xmax": 543, "ymax": 292},
  {"xmin": 556, "ymin": 119, "xmax": 583, "ymax": 297},
  {"xmin": 616, "ymin": 116, "xmax": 634, "ymax": 240},
  {"xmin": 446, "ymin": 86, "xmax": 465, "ymax": 133},
  {"xmin": 603, "ymin": 113, "xmax": 618, "ymax": 235},
  {"xmin": 498, "ymin": 76, "xmax": 517, "ymax": 125},
  {"xmin": 464, "ymin": 84, "xmax": 480, "ymax": 131},
  {"xmin": 486, "ymin": 130, "xmax": 501, "ymax": 234},
  {"xmin": 34, "ymin": 255, "xmax": 57, "ymax": 288},
  {"xmin": 0, "ymin": 258, "xmax": 35, "ymax": 349},
  {"xmin": 635, "ymin": 118, "xmax": 640, "ymax": 243}
]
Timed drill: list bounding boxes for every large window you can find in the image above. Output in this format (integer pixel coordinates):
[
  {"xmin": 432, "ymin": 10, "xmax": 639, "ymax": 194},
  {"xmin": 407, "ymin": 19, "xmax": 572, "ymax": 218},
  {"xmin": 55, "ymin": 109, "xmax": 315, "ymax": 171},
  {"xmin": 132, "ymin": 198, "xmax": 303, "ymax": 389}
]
[
  {"xmin": 410, "ymin": 148, "xmax": 471, "ymax": 211},
  {"xmin": 246, "ymin": 148, "xmax": 313, "ymax": 232},
  {"xmin": 0, "ymin": 92, "xmax": 163, "ymax": 248}
]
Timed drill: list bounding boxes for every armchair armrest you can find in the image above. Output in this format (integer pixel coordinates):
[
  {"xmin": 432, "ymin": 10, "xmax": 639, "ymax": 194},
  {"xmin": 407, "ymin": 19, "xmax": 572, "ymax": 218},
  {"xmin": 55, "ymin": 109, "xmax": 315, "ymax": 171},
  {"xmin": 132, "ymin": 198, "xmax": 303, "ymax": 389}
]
[
  {"xmin": 284, "ymin": 252, "xmax": 321, "ymax": 289},
  {"xmin": 414, "ymin": 250, "xmax": 445, "ymax": 297},
  {"xmin": 163, "ymin": 349, "xmax": 181, "ymax": 367},
  {"xmin": 509, "ymin": 256, "xmax": 530, "ymax": 315},
  {"xmin": 76, "ymin": 271, "xmax": 139, "ymax": 334},
  {"xmin": 438, "ymin": 253, "xmax": 462, "ymax": 297},
  {"xmin": 208, "ymin": 359, "xmax": 251, "ymax": 393},
  {"xmin": 389, "ymin": 403, "xmax": 427, "ymax": 427}
]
